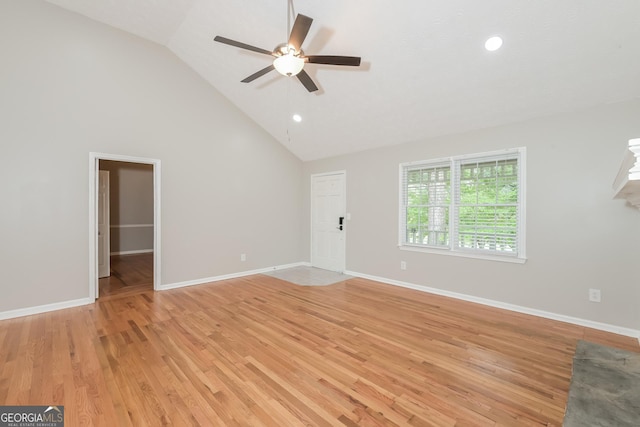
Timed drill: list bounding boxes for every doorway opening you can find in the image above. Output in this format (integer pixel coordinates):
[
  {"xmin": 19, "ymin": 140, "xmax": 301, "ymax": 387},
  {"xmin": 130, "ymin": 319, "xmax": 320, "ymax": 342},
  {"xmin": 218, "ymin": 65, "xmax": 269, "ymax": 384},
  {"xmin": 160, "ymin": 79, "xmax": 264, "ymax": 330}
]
[{"xmin": 89, "ymin": 153, "xmax": 161, "ymax": 300}]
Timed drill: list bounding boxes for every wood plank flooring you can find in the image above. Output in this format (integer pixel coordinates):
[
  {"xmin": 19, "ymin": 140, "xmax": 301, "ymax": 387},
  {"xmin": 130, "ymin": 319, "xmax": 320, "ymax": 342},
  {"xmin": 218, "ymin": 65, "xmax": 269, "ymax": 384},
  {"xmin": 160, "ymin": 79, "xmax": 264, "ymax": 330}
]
[
  {"xmin": 99, "ymin": 253, "xmax": 153, "ymax": 298},
  {"xmin": 0, "ymin": 275, "xmax": 637, "ymax": 426}
]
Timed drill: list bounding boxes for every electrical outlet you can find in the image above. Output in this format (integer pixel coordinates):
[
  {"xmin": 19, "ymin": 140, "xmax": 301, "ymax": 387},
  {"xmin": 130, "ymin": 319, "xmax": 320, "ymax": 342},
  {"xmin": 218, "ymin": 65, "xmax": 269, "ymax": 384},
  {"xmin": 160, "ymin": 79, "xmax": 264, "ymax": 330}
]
[
  {"xmin": 240, "ymin": 254, "xmax": 246, "ymax": 262},
  {"xmin": 400, "ymin": 261, "xmax": 407, "ymax": 270},
  {"xmin": 589, "ymin": 288, "xmax": 601, "ymax": 303}
]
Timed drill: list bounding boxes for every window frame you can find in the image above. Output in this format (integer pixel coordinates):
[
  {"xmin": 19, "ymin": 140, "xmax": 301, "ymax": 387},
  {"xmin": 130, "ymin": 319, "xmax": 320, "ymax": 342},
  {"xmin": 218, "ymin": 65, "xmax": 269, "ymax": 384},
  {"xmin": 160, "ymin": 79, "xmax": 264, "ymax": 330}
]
[{"xmin": 399, "ymin": 147, "xmax": 526, "ymax": 264}]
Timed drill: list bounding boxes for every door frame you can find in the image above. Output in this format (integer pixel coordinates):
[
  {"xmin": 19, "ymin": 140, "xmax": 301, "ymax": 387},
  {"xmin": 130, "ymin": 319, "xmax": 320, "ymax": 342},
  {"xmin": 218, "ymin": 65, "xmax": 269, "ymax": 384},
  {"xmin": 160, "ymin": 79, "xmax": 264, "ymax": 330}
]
[
  {"xmin": 310, "ymin": 170, "xmax": 346, "ymax": 272},
  {"xmin": 89, "ymin": 152, "xmax": 161, "ymax": 300},
  {"xmin": 98, "ymin": 170, "xmax": 110, "ymax": 278}
]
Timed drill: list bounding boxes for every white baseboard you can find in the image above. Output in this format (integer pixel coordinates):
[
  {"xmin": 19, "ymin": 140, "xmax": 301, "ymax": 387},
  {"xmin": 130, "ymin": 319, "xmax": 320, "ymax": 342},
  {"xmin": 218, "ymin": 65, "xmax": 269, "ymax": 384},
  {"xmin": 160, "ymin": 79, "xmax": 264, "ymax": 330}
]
[
  {"xmin": 0, "ymin": 297, "xmax": 94, "ymax": 321},
  {"xmin": 158, "ymin": 262, "xmax": 311, "ymax": 291},
  {"xmin": 110, "ymin": 249, "xmax": 153, "ymax": 256},
  {"xmin": 345, "ymin": 270, "xmax": 640, "ymax": 340}
]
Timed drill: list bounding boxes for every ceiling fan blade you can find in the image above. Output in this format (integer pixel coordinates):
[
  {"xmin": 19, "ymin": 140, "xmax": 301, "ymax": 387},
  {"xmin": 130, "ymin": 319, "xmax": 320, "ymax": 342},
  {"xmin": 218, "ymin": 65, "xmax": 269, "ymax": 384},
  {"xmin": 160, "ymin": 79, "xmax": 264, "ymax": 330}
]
[
  {"xmin": 214, "ymin": 36, "xmax": 273, "ymax": 56},
  {"xmin": 288, "ymin": 14, "xmax": 313, "ymax": 51},
  {"xmin": 241, "ymin": 65, "xmax": 275, "ymax": 83},
  {"xmin": 306, "ymin": 55, "xmax": 361, "ymax": 67},
  {"xmin": 296, "ymin": 69, "xmax": 318, "ymax": 92}
]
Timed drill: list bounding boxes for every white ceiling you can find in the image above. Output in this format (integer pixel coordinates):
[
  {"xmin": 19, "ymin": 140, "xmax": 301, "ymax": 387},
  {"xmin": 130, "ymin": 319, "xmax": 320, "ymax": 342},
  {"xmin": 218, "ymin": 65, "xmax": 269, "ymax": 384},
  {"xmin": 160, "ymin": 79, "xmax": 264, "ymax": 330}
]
[{"xmin": 46, "ymin": 0, "xmax": 640, "ymax": 161}]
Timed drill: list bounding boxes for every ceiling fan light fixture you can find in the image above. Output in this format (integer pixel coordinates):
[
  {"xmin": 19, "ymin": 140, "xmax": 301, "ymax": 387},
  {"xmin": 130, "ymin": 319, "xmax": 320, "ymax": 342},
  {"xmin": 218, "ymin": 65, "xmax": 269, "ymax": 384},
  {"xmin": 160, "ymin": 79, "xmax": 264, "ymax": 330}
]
[
  {"xmin": 214, "ymin": 13, "xmax": 361, "ymax": 92},
  {"xmin": 273, "ymin": 52, "xmax": 305, "ymax": 77}
]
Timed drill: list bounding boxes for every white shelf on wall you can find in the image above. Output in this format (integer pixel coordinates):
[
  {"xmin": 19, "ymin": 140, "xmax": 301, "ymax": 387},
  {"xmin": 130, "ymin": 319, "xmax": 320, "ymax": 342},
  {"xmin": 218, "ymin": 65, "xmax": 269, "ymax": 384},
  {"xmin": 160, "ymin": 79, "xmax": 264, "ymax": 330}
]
[{"xmin": 613, "ymin": 138, "xmax": 640, "ymax": 210}]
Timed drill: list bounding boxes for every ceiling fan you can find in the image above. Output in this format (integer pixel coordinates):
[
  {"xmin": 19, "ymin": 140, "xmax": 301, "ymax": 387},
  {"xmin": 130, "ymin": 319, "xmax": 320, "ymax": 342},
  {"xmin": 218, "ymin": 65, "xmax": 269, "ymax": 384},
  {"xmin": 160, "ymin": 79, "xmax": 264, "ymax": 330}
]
[{"xmin": 214, "ymin": 13, "xmax": 361, "ymax": 92}]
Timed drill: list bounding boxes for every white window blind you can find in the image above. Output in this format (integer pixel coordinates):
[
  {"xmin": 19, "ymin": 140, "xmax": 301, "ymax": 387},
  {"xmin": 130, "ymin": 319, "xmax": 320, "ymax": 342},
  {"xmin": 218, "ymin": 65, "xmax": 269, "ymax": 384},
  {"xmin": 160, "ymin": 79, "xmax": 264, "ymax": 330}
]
[
  {"xmin": 453, "ymin": 154, "xmax": 519, "ymax": 255},
  {"xmin": 400, "ymin": 148, "xmax": 525, "ymax": 261},
  {"xmin": 402, "ymin": 164, "xmax": 451, "ymax": 247}
]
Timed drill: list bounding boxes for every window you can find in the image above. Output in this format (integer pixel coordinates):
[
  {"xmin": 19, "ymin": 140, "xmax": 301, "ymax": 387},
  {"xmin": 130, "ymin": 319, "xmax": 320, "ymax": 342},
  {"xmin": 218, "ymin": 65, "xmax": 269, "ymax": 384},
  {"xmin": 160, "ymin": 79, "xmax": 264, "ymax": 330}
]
[{"xmin": 400, "ymin": 148, "xmax": 525, "ymax": 262}]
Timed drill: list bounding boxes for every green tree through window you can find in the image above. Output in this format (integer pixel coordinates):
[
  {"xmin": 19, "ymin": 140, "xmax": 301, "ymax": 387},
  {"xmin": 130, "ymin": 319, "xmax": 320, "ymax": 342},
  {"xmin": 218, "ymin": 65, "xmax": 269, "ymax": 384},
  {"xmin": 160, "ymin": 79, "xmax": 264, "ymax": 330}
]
[
  {"xmin": 456, "ymin": 159, "xmax": 518, "ymax": 253},
  {"xmin": 405, "ymin": 166, "xmax": 450, "ymax": 246},
  {"xmin": 400, "ymin": 148, "xmax": 524, "ymax": 259}
]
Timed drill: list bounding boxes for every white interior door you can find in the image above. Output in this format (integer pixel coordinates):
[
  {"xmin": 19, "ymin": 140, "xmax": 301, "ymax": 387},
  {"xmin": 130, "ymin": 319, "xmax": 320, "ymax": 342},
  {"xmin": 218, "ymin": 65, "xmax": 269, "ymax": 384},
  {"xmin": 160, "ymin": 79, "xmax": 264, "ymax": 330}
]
[
  {"xmin": 311, "ymin": 172, "xmax": 346, "ymax": 272},
  {"xmin": 98, "ymin": 170, "xmax": 110, "ymax": 279}
]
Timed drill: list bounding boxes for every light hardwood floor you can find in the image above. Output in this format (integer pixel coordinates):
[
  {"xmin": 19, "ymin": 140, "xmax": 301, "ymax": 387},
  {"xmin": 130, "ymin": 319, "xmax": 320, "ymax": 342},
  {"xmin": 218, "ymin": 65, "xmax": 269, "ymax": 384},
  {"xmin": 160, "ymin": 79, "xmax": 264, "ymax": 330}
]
[
  {"xmin": 99, "ymin": 253, "xmax": 153, "ymax": 298},
  {"xmin": 0, "ymin": 275, "xmax": 637, "ymax": 426}
]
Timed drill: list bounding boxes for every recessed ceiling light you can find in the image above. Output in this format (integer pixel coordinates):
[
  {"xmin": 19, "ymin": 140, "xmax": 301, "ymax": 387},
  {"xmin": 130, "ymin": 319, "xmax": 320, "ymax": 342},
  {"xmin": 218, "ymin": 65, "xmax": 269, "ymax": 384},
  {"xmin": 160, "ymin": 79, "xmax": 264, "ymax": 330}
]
[
  {"xmin": 485, "ymin": 36, "xmax": 503, "ymax": 52},
  {"xmin": 292, "ymin": 114, "xmax": 302, "ymax": 122}
]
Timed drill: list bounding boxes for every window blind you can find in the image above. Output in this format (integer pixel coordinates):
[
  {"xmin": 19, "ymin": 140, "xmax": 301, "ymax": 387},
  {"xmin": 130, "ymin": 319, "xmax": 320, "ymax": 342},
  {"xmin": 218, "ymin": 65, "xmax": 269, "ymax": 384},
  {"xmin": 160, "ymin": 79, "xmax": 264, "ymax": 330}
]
[
  {"xmin": 400, "ymin": 147, "xmax": 525, "ymax": 260},
  {"xmin": 401, "ymin": 162, "xmax": 450, "ymax": 247},
  {"xmin": 453, "ymin": 153, "xmax": 520, "ymax": 255}
]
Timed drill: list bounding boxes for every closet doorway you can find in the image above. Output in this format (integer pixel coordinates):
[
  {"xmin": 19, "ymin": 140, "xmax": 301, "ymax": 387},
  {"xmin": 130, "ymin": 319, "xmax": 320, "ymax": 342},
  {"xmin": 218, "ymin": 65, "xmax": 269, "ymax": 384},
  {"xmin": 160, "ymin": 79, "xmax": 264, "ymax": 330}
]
[{"xmin": 89, "ymin": 153, "xmax": 161, "ymax": 300}]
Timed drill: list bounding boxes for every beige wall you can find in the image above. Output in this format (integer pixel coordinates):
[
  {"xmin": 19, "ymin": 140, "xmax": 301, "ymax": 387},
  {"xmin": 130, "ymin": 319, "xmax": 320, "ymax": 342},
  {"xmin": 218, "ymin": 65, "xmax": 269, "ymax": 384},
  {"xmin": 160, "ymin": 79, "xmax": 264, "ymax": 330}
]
[
  {"xmin": 99, "ymin": 160, "xmax": 154, "ymax": 254},
  {"xmin": 0, "ymin": 1, "xmax": 303, "ymax": 312},
  {"xmin": 303, "ymin": 99, "xmax": 640, "ymax": 331}
]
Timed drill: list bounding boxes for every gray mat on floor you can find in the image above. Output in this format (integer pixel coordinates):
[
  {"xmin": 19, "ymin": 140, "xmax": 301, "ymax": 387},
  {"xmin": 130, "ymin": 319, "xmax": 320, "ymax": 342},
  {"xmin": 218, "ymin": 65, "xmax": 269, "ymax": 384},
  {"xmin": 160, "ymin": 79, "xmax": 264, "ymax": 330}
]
[
  {"xmin": 563, "ymin": 340, "xmax": 640, "ymax": 426},
  {"xmin": 264, "ymin": 266, "xmax": 351, "ymax": 286}
]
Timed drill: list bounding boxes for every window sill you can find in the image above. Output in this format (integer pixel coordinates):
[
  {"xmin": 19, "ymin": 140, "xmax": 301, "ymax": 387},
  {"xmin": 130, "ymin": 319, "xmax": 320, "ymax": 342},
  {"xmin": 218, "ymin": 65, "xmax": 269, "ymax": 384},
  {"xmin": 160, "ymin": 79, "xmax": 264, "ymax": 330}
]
[{"xmin": 398, "ymin": 244, "xmax": 527, "ymax": 264}]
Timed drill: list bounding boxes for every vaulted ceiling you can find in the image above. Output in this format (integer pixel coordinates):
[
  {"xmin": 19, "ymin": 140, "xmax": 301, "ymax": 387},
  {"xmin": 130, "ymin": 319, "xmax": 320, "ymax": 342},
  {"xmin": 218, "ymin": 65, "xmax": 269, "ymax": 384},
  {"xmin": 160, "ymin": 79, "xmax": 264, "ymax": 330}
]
[{"xmin": 46, "ymin": 0, "xmax": 640, "ymax": 161}]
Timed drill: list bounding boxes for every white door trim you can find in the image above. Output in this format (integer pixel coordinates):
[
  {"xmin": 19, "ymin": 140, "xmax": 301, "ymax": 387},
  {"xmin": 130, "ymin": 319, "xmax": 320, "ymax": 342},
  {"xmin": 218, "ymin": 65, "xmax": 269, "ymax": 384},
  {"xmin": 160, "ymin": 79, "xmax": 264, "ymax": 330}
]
[
  {"xmin": 98, "ymin": 170, "xmax": 110, "ymax": 278},
  {"xmin": 89, "ymin": 152, "xmax": 161, "ymax": 300},
  {"xmin": 310, "ymin": 170, "xmax": 346, "ymax": 272}
]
